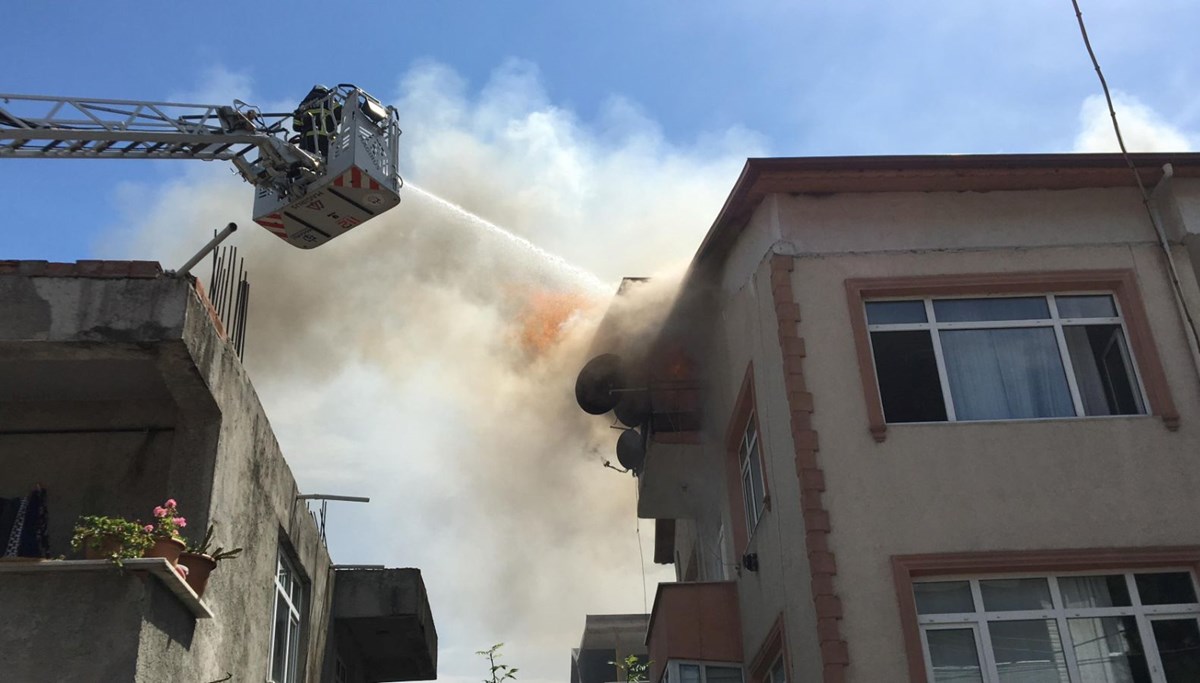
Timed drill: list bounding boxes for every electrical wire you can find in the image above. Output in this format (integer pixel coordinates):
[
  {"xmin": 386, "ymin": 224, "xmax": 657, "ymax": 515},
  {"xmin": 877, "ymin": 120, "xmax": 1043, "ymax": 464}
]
[
  {"xmin": 1070, "ymin": 0, "xmax": 1200, "ymax": 369},
  {"xmin": 634, "ymin": 479, "xmax": 649, "ymax": 614}
]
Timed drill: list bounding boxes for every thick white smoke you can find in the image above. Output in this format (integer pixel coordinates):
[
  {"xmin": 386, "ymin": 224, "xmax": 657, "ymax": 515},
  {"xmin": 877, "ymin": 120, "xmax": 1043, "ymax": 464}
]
[{"xmin": 101, "ymin": 61, "xmax": 761, "ymax": 683}]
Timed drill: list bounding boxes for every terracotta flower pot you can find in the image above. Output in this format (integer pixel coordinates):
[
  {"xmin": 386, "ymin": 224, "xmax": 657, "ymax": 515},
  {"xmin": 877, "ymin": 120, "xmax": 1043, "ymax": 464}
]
[
  {"xmin": 177, "ymin": 552, "xmax": 217, "ymax": 598},
  {"xmin": 83, "ymin": 535, "xmax": 123, "ymax": 560},
  {"xmin": 144, "ymin": 537, "xmax": 187, "ymax": 566}
]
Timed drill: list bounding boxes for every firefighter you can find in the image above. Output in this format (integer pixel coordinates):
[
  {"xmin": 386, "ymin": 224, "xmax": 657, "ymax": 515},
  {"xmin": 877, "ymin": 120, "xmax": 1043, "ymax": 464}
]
[{"xmin": 292, "ymin": 85, "xmax": 342, "ymax": 158}]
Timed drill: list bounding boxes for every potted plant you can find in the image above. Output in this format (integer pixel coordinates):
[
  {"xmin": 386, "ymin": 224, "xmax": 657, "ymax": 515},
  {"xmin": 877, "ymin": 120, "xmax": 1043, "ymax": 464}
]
[
  {"xmin": 178, "ymin": 523, "xmax": 242, "ymax": 598},
  {"xmin": 71, "ymin": 515, "xmax": 153, "ymax": 565},
  {"xmin": 143, "ymin": 499, "xmax": 188, "ymax": 566}
]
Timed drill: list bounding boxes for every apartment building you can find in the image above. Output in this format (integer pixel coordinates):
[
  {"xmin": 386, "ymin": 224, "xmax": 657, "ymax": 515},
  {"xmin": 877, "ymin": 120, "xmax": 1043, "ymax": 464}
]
[
  {"xmin": 0, "ymin": 261, "xmax": 436, "ymax": 683},
  {"xmin": 576, "ymin": 154, "xmax": 1200, "ymax": 683},
  {"xmin": 571, "ymin": 614, "xmax": 650, "ymax": 683}
]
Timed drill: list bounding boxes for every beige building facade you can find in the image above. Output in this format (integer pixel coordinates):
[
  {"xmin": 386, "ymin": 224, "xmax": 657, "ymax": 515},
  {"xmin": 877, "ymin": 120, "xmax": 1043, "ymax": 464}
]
[{"xmin": 583, "ymin": 154, "xmax": 1200, "ymax": 683}]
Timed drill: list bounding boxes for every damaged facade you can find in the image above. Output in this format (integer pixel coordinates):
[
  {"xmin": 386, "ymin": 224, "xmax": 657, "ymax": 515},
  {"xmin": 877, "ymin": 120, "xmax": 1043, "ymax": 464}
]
[
  {"xmin": 0, "ymin": 261, "xmax": 436, "ymax": 683},
  {"xmin": 578, "ymin": 154, "xmax": 1200, "ymax": 683}
]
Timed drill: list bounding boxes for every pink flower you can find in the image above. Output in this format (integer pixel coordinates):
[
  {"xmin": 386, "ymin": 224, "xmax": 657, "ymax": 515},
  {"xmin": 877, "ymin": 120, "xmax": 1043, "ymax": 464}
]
[
  {"xmin": 173, "ymin": 517, "xmax": 187, "ymax": 528},
  {"xmin": 153, "ymin": 506, "xmax": 167, "ymax": 518},
  {"xmin": 175, "ymin": 564, "xmax": 189, "ymax": 579},
  {"xmin": 165, "ymin": 499, "xmax": 177, "ymax": 509},
  {"xmin": 144, "ymin": 525, "xmax": 155, "ymax": 533}
]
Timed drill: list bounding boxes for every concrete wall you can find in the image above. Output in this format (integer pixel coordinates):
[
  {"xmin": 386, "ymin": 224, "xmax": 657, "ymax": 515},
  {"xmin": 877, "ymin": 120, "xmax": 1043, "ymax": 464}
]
[
  {"xmin": 0, "ymin": 571, "xmax": 146, "ymax": 682},
  {"xmin": 0, "ymin": 273, "xmax": 333, "ymax": 683},
  {"xmin": 171, "ymin": 281, "xmax": 334, "ymax": 683},
  {"xmin": 705, "ymin": 181, "xmax": 1200, "ymax": 680}
]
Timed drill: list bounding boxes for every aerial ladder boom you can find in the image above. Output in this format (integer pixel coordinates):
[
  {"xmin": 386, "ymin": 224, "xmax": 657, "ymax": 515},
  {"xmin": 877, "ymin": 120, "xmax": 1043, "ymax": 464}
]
[{"xmin": 0, "ymin": 85, "xmax": 402, "ymax": 249}]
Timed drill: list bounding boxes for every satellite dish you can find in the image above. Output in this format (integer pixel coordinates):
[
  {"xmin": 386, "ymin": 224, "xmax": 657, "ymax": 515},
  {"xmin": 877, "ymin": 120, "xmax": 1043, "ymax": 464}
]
[
  {"xmin": 613, "ymin": 389, "xmax": 651, "ymax": 428},
  {"xmin": 575, "ymin": 354, "xmax": 624, "ymax": 415},
  {"xmin": 616, "ymin": 428, "xmax": 646, "ymax": 472}
]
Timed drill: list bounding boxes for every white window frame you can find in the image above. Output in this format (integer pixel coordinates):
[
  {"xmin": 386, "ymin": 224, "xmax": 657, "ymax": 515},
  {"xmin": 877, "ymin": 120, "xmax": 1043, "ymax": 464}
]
[
  {"xmin": 866, "ymin": 293, "xmax": 1149, "ymax": 423},
  {"xmin": 914, "ymin": 570, "xmax": 1200, "ymax": 683},
  {"xmin": 660, "ymin": 660, "xmax": 745, "ymax": 683},
  {"xmin": 738, "ymin": 411, "xmax": 767, "ymax": 537},
  {"xmin": 268, "ymin": 551, "xmax": 305, "ymax": 683}
]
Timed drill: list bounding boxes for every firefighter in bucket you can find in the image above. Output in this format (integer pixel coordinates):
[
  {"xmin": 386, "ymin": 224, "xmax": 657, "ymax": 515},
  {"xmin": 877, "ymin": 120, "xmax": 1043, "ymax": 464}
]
[{"xmin": 292, "ymin": 85, "xmax": 343, "ymax": 158}]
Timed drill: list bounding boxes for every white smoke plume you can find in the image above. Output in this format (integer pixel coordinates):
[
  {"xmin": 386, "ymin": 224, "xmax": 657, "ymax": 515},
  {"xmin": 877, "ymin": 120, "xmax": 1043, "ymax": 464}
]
[
  {"xmin": 1073, "ymin": 91, "xmax": 1196, "ymax": 152},
  {"xmin": 101, "ymin": 61, "xmax": 762, "ymax": 683}
]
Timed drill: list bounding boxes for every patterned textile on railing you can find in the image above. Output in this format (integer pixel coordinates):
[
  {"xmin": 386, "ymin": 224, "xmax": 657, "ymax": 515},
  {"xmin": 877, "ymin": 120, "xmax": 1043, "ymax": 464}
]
[{"xmin": 0, "ymin": 487, "xmax": 49, "ymax": 558}]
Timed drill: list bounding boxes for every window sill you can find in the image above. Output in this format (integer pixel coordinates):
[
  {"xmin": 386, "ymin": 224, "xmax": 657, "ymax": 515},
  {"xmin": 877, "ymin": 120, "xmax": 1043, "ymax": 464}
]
[
  {"xmin": 0, "ymin": 557, "xmax": 213, "ymax": 619},
  {"xmin": 885, "ymin": 413, "xmax": 1159, "ymax": 428}
]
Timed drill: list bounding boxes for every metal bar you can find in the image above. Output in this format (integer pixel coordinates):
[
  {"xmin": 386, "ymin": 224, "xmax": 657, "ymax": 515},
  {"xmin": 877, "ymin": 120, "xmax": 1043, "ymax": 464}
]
[
  {"xmin": 213, "ymin": 247, "xmax": 228, "ymax": 318},
  {"xmin": 175, "ymin": 223, "xmax": 237, "ymax": 278},
  {"xmin": 238, "ymin": 280, "xmax": 250, "ymax": 359},
  {"xmin": 0, "ymin": 427, "xmax": 175, "ymax": 436},
  {"xmin": 294, "ymin": 494, "xmax": 371, "ymax": 503}
]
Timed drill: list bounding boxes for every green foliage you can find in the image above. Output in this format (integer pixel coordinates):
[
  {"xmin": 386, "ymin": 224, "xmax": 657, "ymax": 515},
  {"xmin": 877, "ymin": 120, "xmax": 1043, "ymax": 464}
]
[
  {"xmin": 612, "ymin": 654, "xmax": 651, "ymax": 683},
  {"xmin": 476, "ymin": 643, "xmax": 518, "ymax": 683},
  {"xmin": 186, "ymin": 523, "xmax": 244, "ymax": 563},
  {"xmin": 70, "ymin": 515, "xmax": 153, "ymax": 564}
]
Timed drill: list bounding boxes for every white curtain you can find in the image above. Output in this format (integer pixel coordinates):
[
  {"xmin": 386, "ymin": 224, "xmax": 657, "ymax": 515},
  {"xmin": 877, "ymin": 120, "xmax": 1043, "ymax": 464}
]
[{"xmin": 940, "ymin": 328, "xmax": 1074, "ymax": 421}]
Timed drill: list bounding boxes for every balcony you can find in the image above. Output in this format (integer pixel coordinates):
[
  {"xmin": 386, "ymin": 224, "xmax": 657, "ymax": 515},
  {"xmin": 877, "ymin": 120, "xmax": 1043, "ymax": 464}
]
[
  {"xmin": 328, "ymin": 568, "xmax": 438, "ymax": 682},
  {"xmin": 646, "ymin": 582, "xmax": 743, "ymax": 683}
]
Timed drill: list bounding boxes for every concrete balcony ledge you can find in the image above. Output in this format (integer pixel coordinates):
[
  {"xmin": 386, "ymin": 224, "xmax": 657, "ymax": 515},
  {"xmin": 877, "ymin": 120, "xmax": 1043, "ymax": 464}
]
[
  {"xmin": 331, "ymin": 567, "xmax": 437, "ymax": 682},
  {"xmin": 0, "ymin": 556, "xmax": 218, "ymax": 681},
  {"xmin": 647, "ymin": 581, "xmax": 743, "ymax": 683},
  {"xmin": 0, "ymin": 558, "xmax": 212, "ymax": 618}
]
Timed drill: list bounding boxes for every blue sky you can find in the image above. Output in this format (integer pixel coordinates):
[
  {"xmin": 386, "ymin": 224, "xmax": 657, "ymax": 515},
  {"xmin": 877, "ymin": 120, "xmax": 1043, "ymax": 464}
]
[
  {"xmin": 4, "ymin": 0, "xmax": 1197, "ymax": 261},
  {"xmin": 4, "ymin": 3, "xmax": 1199, "ymax": 682}
]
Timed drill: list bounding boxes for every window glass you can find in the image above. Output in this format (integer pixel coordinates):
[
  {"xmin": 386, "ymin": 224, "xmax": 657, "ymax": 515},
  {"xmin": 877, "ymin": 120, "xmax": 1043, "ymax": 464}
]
[
  {"xmin": 1063, "ymin": 325, "xmax": 1144, "ymax": 416},
  {"xmin": 768, "ymin": 657, "xmax": 786, "ymax": 683},
  {"xmin": 979, "ymin": 578, "xmax": 1053, "ymax": 611},
  {"xmin": 1059, "ymin": 575, "xmax": 1132, "ymax": 608},
  {"xmin": 988, "ymin": 620, "xmax": 1070, "ymax": 683},
  {"xmin": 271, "ymin": 592, "xmax": 290, "ymax": 682},
  {"xmin": 678, "ymin": 665, "xmax": 700, "ymax": 683},
  {"xmin": 926, "ymin": 628, "xmax": 984, "ymax": 683},
  {"xmin": 704, "ymin": 666, "xmax": 742, "ymax": 683},
  {"xmin": 739, "ymin": 413, "xmax": 765, "ymax": 534},
  {"xmin": 866, "ymin": 300, "xmax": 927, "ymax": 324},
  {"xmin": 1151, "ymin": 619, "xmax": 1200, "ymax": 683},
  {"xmin": 933, "ymin": 297, "xmax": 1050, "ymax": 322},
  {"xmin": 1056, "ymin": 295, "xmax": 1117, "ymax": 319},
  {"xmin": 916, "ymin": 573, "xmax": 1200, "ymax": 683},
  {"xmin": 870, "ymin": 330, "xmax": 946, "ymax": 422},
  {"xmin": 270, "ymin": 551, "xmax": 305, "ymax": 683},
  {"xmin": 741, "ymin": 468, "xmax": 756, "ymax": 533},
  {"xmin": 1135, "ymin": 573, "xmax": 1198, "ymax": 605},
  {"xmin": 1067, "ymin": 616, "xmax": 1151, "ymax": 682},
  {"xmin": 940, "ymin": 328, "xmax": 1074, "ymax": 420},
  {"xmin": 915, "ymin": 581, "xmax": 975, "ymax": 614}
]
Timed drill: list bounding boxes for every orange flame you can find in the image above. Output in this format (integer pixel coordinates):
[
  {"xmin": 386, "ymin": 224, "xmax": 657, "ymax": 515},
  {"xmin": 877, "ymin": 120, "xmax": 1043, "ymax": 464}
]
[{"xmin": 516, "ymin": 290, "xmax": 598, "ymax": 356}]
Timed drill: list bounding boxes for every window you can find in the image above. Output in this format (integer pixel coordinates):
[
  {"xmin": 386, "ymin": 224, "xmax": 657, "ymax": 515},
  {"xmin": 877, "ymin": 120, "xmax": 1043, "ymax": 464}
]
[
  {"xmin": 914, "ymin": 572, "xmax": 1200, "ymax": 683},
  {"xmin": 661, "ymin": 661, "xmax": 744, "ymax": 683},
  {"xmin": 866, "ymin": 294, "xmax": 1147, "ymax": 423},
  {"xmin": 269, "ymin": 551, "xmax": 305, "ymax": 683},
  {"xmin": 765, "ymin": 657, "xmax": 786, "ymax": 683},
  {"xmin": 738, "ymin": 412, "xmax": 767, "ymax": 535}
]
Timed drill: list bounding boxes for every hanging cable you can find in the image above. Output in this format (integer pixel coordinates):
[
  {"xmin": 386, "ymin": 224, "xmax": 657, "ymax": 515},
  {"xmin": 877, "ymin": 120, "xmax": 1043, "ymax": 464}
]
[
  {"xmin": 1070, "ymin": 0, "xmax": 1200, "ymax": 375},
  {"xmin": 634, "ymin": 479, "xmax": 649, "ymax": 614}
]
